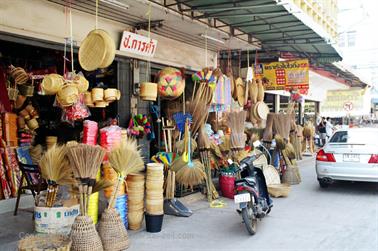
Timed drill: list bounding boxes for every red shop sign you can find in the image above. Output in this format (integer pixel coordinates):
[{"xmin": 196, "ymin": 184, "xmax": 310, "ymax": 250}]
[{"xmin": 119, "ymin": 31, "xmax": 158, "ymax": 57}]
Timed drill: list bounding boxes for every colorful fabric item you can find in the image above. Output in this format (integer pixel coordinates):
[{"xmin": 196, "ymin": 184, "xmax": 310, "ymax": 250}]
[
  {"xmin": 158, "ymin": 67, "xmax": 185, "ymax": 100},
  {"xmin": 192, "ymin": 70, "xmax": 217, "ymax": 90},
  {"xmin": 209, "ymin": 75, "xmax": 232, "ymax": 112},
  {"xmin": 127, "ymin": 114, "xmax": 155, "ymax": 140},
  {"xmin": 0, "ymin": 152, "xmax": 11, "ymax": 199}
]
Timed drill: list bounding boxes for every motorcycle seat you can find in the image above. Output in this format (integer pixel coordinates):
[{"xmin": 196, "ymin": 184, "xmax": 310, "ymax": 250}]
[{"xmin": 235, "ymin": 177, "xmax": 257, "ymax": 186}]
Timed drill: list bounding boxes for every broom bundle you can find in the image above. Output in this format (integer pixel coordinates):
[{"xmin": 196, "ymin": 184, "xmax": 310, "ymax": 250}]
[
  {"xmin": 67, "ymin": 144, "xmax": 106, "ymax": 215},
  {"xmin": 108, "ymin": 136, "xmax": 144, "ymax": 208},
  {"xmin": 228, "ymin": 111, "xmax": 247, "ymax": 155},
  {"xmin": 39, "ymin": 144, "xmax": 74, "ymax": 207},
  {"xmin": 274, "ymin": 134, "xmax": 286, "ymax": 151}
]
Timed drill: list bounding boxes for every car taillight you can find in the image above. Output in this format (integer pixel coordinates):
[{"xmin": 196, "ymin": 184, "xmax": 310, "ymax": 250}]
[
  {"xmin": 316, "ymin": 149, "xmax": 336, "ymax": 162},
  {"xmin": 368, "ymin": 154, "xmax": 378, "ymax": 163}
]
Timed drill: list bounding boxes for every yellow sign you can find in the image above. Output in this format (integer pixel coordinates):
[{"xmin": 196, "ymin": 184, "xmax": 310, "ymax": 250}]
[
  {"xmin": 254, "ymin": 59, "xmax": 309, "ymax": 90},
  {"xmin": 320, "ymin": 88, "xmax": 371, "ymax": 117}
]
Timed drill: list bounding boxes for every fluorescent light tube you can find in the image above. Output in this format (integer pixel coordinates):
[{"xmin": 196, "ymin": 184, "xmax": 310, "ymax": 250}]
[{"xmin": 200, "ymin": 34, "xmax": 225, "ymax": 44}]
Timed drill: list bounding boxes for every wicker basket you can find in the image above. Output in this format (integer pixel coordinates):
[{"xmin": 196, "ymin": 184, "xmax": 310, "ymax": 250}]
[
  {"xmin": 128, "ymin": 210, "xmax": 144, "ymax": 230},
  {"xmin": 98, "ymin": 208, "xmax": 129, "ymax": 251},
  {"xmin": 10, "ymin": 66, "xmax": 29, "ymax": 85},
  {"xmin": 27, "ymin": 118, "xmax": 39, "ymax": 130},
  {"xmin": 19, "ymin": 84, "xmax": 34, "ymax": 97},
  {"xmin": 18, "ymin": 234, "xmax": 71, "ymax": 251},
  {"xmin": 268, "ymin": 183, "xmax": 291, "ymax": 198},
  {"xmin": 104, "ymin": 88, "xmax": 121, "ymax": 102},
  {"xmin": 79, "ymin": 30, "xmax": 107, "ymax": 71},
  {"xmin": 70, "ymin": 216, "xmax": 103, "ymax": 251},
  {"xmin": 96, "ymin": 29, "xmax": 116, "ymax": 68},
  {"xmin": 57, "ymin": 84, "xmax": 79, "ymax": 107},
  {"xmin": 282, "ymin": 165, "xmax": 301, "ymax": 185},
  {"xmin": 140, "ymin": 82, "xmax": 157, "ymax": 101},
  {"xmin": 73, "ymin": 75, "xmax": 89, "ymax": 93},
  {"xmin": 41, "ymin": 74, "xmax": 64, "ymax": 95},
  {"xmin": 92, "ymin": 88, "xmax": 104, "ymax": 102},
  {"xmin": 7, "ymin": 81, "xmax": 19, "ymax": 101},
  {"xmin": 263, "ymin": 165, "xmax": 280, "ymax": 186}
]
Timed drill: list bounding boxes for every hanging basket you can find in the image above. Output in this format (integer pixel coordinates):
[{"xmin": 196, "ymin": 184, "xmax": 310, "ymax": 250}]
[
  {"xmin": 18, "ymin": 234, "xmax": 71, "ymax": 251},
  {"xmin": 6, "ymin": 81, "xmax": 19, "ymax": 101},
  {"xmin": 157, "ymin": 67, "xmax": 185, "ymax": 100},
  {"xmin": 104, "ymin": 88, "xmax": 121, "ymax": 102},
  {"xmin": 98, "ymin": 208, "xmax": 130, "ymax": 251},
  {"xmin": 41, "ymin": 74, "xmax": 64, "ymax": 95},
  {"xmin": 140, "ymin": 82, "xmax": 157, "ymax": 101},
  {"xmin": 73, "ymin": 75, "xmax": 89, "ymax": 93},
  {"xmin": 70, "ymin": 216, "xmax": 103, "ymax": 251},
  {"xmin": 91, "ymin": 88, "xmax": 104, "ymax": 102},
  {"xmin": 18, "ymin": 84, "xmax": 35, "ymax": 97},
  {"xmin": 57, "ymin": 84, "xmax": 79, "ymax": 107},
  {"xmin": 10, "ymin": 66, "xmax": 29, "ymax": 85}
]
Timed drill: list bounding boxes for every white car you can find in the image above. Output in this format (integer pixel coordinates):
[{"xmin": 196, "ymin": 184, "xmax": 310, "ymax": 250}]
[{"xmin": 315, "ymin": 128, "xmax": 378, "ymax": 188}]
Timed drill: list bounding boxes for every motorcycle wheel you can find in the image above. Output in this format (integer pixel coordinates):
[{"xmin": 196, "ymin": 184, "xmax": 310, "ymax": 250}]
[{"xmin": 241, "ymin": 202, "xmax": 257, "ymax": 235}]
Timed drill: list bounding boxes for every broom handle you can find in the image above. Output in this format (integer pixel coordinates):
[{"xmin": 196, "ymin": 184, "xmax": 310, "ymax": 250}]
[
  {"xmin": 162, "ymin": 118, "xmax": 168, "ymax": 152},
  {"xmin": 108, "ymin": 175, "xmax": 122, "ymax": 209}
]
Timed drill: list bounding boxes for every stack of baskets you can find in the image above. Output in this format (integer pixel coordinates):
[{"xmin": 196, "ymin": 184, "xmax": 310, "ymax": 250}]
[
  {"xmin": 145, "ymin": 163, "xmax": 164, "ymax": 215},
  {"xmin": 126, "ymin": 173, "xmax": 145, "ymax": 230}
]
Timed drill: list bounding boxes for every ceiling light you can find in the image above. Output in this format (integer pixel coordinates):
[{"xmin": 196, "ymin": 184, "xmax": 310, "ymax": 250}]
[
  {"xmin": 100, "ymin": 0, "xmax": 129, "ymax": 10},
  {"xmin": 200, "ymin": 34, "xmax": 225, "ymax": 44}
]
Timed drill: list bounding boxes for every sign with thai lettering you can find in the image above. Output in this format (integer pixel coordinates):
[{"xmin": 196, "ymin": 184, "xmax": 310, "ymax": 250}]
[
  {"xmin": 253, "ymin": 59, "xmax": 309, "ymax": 91},
  {"xmin": 320, "ymin": 88, "xmax": 371, "ymax": 117},
  {"xmin": 119, "ymin": 31, "xmax": 158, "ymax": 57}
]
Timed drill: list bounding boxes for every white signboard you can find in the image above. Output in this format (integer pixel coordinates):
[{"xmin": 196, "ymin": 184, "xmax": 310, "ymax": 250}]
[{"xmin": 119, "ymin": 31, "xmax": 158, "ymax": 57}]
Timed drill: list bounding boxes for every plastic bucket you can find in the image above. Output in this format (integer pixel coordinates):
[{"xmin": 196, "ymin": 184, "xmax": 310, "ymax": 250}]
[
  {"xmin": 219, "ymin": 175, "xmax": 236, "ymax": 199},
  {"xmin": 145, "ymin": 213, "xmax": 164, "ymax": 233}
]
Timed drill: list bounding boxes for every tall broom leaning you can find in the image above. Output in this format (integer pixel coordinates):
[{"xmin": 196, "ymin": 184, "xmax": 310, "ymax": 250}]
[{"xmin": 98, "ymin": 136, "xmax": 144, "ymax": 251}]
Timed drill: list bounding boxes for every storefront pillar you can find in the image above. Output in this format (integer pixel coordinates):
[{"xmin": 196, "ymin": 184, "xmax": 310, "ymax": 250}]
[{"xmin": 274, "ymin": 94, "xmax": 280, "ymax": 113}]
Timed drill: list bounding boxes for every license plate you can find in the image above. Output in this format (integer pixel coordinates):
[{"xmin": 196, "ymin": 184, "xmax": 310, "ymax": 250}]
[
  {"xmin": 343, "ymin": 154, "xmax": 360, "ymax": 162},
  {"xmin": 234, "ymin": 193, "xmax": 251, "ymax": 204}
]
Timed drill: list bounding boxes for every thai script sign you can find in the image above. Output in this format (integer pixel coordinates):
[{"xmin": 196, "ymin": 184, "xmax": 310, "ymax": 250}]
[
  {"xmin": 320, "ymin": 88, "xmax": 371, "ymax": 117},
  {"xmin": 120, "ymin": 31, "xmax": 158, "ymax": 57},
  {"xmin": 253, "ymin": 59, "xmax": 309, "ymax": 91}
]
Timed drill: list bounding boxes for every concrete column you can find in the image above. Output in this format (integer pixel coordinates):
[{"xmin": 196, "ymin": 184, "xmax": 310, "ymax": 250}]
[{"xmin": 274, "ymin": 94, "xmax": 280, "ymax": 113}]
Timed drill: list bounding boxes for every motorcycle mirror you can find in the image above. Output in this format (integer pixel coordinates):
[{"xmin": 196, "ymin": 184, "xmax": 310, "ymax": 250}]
[{"xmin": 253, "ymin": 140, "xmax": 261, "ymax": 148}]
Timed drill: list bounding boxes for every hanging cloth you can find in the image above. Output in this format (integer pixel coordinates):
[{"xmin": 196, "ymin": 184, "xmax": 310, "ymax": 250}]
[{"xmin": 0, "ymin": 66, "xmax": 11, "ymax": 113}]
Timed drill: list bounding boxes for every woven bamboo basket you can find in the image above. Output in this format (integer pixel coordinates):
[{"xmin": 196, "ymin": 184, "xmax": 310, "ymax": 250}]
[
  {"xmin": 41, "ymin": 74, "xmax": 64, "ymax": 95},
  {"xmin": 19, "ymin": 84, "xmax": 34, "ymax": 97},
  {"xmin": 18, "ymin": 234, "xmax": 71, "ymax": 251},
  {"xmin": 92, "ymin": 88, "xmax": 104, "ymax": 102},
  {"xmin": 98, "ymin": 208, "xmax": 129, "ymax": 251},
  {"xmin": 282, "ymin": 165, "xmax": 301, "ymax": 185},
  {"xmin": 263, "ymin": 165, "xmax": 280, "ymax": 186},
  {"xmin": 146, "ymin": 199, "xmax": 164, "ymax": 215},
  {"xmin": 57, "ymin": 84, "xmax": 79, "ymax": 107},
  {"xmin": 104, "ymin": 88, "xmax": 121, "ymax": 102},
  {"xmin": 10, "ymin": 67, "xmax": 29, "ymax": 85},
  {"xmin": 95, "ymin": 101, "xmax": 109, "ymax": 108},
  {"xmin": 73, "ymin": 75, "xmax": 89, "ymax": 93},
  {"xmin": 145, "ymin": 189, "xmax": 164, "ymax": 199},
  {"xmin": 267, "ymin": 183, "xmax": 291, "ymax": 198},
  {"xmin": 27, "ymin": 118, "xmax": 39, "ymax": 130},
  {"xmin": 7, "ymin": 81, "xmax": 19, "ymax": 101},
  {"xmin": 70, "ymin": 216, "xmax": 103, "ymax": 251},
  {"xmin": 146, "ymin": 181, "xmax": 164, "ymax": 190},
  {"xmin": 83, "ymin": 91, "xmax": 94, "ymax": 107},
  {"xmin": 96, "ymin": 29, "xmax": 116, "ymax": 68},
  {"xmin": 140, "ymin": 82, "xmax": 157, "ymax": 101},
  {"xmin": 128, "ymin": 210, "xmax": 144, "ymax": 230},
  {"xmin": 255, "ymin": 102, "xmax": 269, "ymax": 120},
  {"xmin": 79, "ymin": 30, "xmax": 107, "ymax": 71}
]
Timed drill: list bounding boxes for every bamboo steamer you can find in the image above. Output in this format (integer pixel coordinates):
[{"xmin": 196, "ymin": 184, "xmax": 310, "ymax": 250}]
[
  {"xmin": 128, "ymin": 201, "xmax": 144, "ymax": 211},
  {"xmin": 91, "ymin": 88, "xmax": 104, "ymax": 102},
  {"xmin": 146, "ymin": 181, "xmax": 164, "ymax": 190},
  {"xmin": 73, "ymin": 75, "xmax": 89, "ymax": 93},
  {"xmin": 41, "ymin": 74, "xmax": 64, "ymax": 95},
  {"xmin": 79, "ymin": 30, "xmax": 107, "ymax": 71},
  {"xmin": 104, "ymin": 88, "xmax": 121, "ymax": 102},
  {"xmin": 84, "ymin": 91, "xmax": 94, "ymax": 106},
  {"xmin": 57, "ymin": 84, "xmax": 79, "ymax": 107},
  {"xmin": 147, "ymin": 163, "xmax": 164, "ymax": 171},
  {"xmin": 257, "ymin": 79, "xmax": 265, "ymax": 102},
  {"xmin": 140, "ymin": 82, "xmax": 158, "ymax": 101},
  {"xmin": 94, "ymin": 101, "xmax": 109, "ymax": 108},
  {"xmin": 127, "ymin": 173, "xmax": 145, "ymax": 181}
]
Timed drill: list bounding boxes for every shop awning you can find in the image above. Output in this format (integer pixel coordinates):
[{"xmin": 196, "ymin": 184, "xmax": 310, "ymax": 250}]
[{"xmin": 172, "ymin": 0, "xmax": 342, "ymax": 62}]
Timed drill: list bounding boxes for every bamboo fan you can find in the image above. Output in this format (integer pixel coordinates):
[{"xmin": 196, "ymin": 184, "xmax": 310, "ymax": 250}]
[
  {"xmin": 39, "ymin": 145, "xmax": 74, "ymax": 207},
  {"xmin": 67, "ymin": 144, "xmax": 106, "ymax": 216},
  {"xmin": 107, "ymin": 136, "xmax": 144, "ymax": 208}
]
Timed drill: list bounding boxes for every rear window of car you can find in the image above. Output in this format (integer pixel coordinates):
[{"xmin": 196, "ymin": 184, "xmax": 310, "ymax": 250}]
[{"xmin": 329, "ymin": 130, "xmax": 378, "ymax": 144}]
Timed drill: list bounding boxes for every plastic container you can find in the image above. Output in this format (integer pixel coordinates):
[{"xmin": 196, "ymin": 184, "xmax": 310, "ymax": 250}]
[
  {"xmin": 145, "ymin": 213, "xmax": 164, "ymax": 233},
  {"xmin": 219, "ymin": 175, "xmax": 236, "ymax": 199}
]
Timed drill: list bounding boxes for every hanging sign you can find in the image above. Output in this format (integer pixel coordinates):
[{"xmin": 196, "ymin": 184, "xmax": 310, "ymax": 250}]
[
  {"xmin": 119, "ymin": 31, "xmax": 158, "ymax": 57},
  {"xmin": 253, "ymin": 59, "xmax": 309, "ymax": 91}
]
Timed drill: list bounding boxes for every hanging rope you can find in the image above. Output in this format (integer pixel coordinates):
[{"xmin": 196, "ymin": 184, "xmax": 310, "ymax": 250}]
[
  {"xmin": 205, "ymin": 29, "xmax": 208, "ymax": 68},
  {"xmin": 238, "ymin": 50, "xmax": 241, "ymax": 78},
  {"xmin": 95, "ymin": 0, "xmax": 99, "ymax": 30},
  {"xmin": 69, "ymin": 6, "xmax": 74, "ymax": 75},
  {"xmin": 247, "ymin": 49, "xmax": 250, "ymax": 67},
  {"xmin": 146, "ymin": 3, "xmax": 151, "ymax": 80}
]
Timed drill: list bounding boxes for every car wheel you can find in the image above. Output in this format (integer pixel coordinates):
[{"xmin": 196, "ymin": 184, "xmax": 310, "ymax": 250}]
[{"xmin": 318, "ymin": 179, "xmax": 329, "ymax": 188}]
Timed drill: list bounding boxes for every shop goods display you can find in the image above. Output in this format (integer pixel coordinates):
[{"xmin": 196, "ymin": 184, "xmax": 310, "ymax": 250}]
[
  {"xmin": 1, "ymin": 139, "xmax": 21, "ymax": 198},
  {"xmin": 2, "ymin": 112, "xmax": 18, "ymax": 147},
  {"xmin": 228, "ymin": 111, "xmax": 247, "ymax": 155},
  {"xmin": 263, "ymin": 113, "xmax": 293, "ymax": 141},
  {"xmin": 41, "ymin": 74, "xmax": 64, "ymax": 95},
  {"xmin": 98, "ymin": 208, "xmax": 130, "ymax": 251},
  {"xmin": 6, "ymin": 81, "xmax": 19, "ymax": 101},
  {"xmin": 18, "ymin": 234, "xmax": 72, "ymax": 251},
  {"xmin": 127, "ymin": 173, "xmax": 145, "ymax": 230},
  {"xmin": 79, "ymin": 29, "xmax": 116, "ymax": 71},
  {"xmin": 158, "ymin": 67, "xmax": 185, "ymax": 100},
  {"xmin": 39, "ymin": 145, "xmax": 74, "ymax": 207},
  {"xmin": 140, "ymin": 82, "xmax": 158, "ymax": 101},
  {"xmin": 267, "ymin": 183, "xmax": 291, "ymax": 198}
]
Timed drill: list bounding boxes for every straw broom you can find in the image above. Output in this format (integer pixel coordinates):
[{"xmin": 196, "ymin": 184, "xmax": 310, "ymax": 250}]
[
  {"xmin": 67, "ymin": 144, "xmax": 106, "ymax": 216},
  {"xmin": 39, "ymin": 144, "xmax": 74, "ymax": 207},
  {"xmin": 175, "ymin": 120, "xmax": 206, "ymax": 188},
  {"xmin": 107, "ymin": 136, "xmax": 144, "ymax": 208}
]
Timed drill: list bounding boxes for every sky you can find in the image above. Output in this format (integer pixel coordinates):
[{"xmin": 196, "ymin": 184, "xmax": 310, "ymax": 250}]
[{"xmin": 337, "ymin": 0, "xmax": 378, "ymax": 86}]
